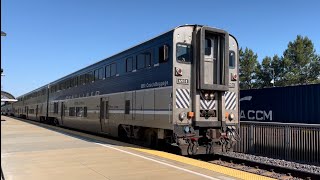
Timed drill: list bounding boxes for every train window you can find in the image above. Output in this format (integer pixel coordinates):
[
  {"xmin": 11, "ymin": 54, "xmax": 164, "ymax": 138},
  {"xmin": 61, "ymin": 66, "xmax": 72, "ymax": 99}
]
[
  {"xmin": 94, "ymin": 70, "xmax": 99, "ymax": 81},
  {"xmin": 176, "ymin": 43, "xmax": 192, "ymax": 63},
  {"xmin": 89, "ymin": 71, "xmax": 94, "ymax": 82},
  {"xmin": 145, "ymin": 53, "xmax": 151, "ymax": 67},
  {"xmin": 205, "ymin": 38, "xmax": 212, "ymax": 56},
  {"xmin": 99, "ymin": 68, "xmax": 105, "ymax": 79},
  {"xmin": 69, "ymin": 107, "xmax": 75, "ymax": 116},
  {"xmin": 159, "ymin": 45, "xmax": 169, "ymax": 63},
  {"xmin": 74, "ymin": 77, "xmax": 78, "ymax": 87},
  {"xmin": 111, "ymin": 63, "xmax": 117, "ymax": 76},
  {"xmin": 80, "ymin": 74, "xmax": 85, "ymax": 85},
  {"xmin": 126, "ymin": 57, "xmax": 133, "ymax": 72},
  {"xmin": 105, "ymin": 65, "xmax": 111, "ymax": 78},
  {"xmin": 125, "ymin": 100, "xmax": 130, "ymax": 114},
  {"xmin": 137, "ymin": 54, "xmax": 145, "ymax": 69},
  {"xmin": 85, "ymin": 74, "xmax": 89, "ymax": 84},
  {"xmin": 64, "ymin": 81, "xmax": 67, "ymax": 89},
  {"xmin": 59, "ymin": 82, "xmax": 65, "ymax": 90},
  {"xmin": 53, "ymin": 102, "xmax": 59, "ymax": 114},
  {"xmin": 29, "ymin": 109, "xmax": 34, "ymax": 114},
  {"xmin": 66, "ymin": 80, "xmax": 70, "ymax": 89},
  {"xmin": 70, "ymin": 78, "xmax": 74, "ymax": 87},
  {"xmin": 76, "ymin": 107, "xmax": 83, "ymax": 117},
  {"xmin": 229, "ymin": 51, "xmax": 235, "ymax": 69},
  {"xmin": 83, "ymin": 107, "xmax": 87, "ymax": 117}
]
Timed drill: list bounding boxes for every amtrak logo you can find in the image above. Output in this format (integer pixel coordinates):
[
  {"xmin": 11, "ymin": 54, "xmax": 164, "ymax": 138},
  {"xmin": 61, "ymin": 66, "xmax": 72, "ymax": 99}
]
[{"xmin": 240, "ymin": 96, "xmax": 252, "ymax": 102}]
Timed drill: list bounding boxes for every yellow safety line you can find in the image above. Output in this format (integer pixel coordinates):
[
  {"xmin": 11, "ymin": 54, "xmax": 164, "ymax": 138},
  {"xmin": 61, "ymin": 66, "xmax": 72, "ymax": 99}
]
[{"xmin": 130, "ymin": 148, "xmax": 276, "ymax": 180}]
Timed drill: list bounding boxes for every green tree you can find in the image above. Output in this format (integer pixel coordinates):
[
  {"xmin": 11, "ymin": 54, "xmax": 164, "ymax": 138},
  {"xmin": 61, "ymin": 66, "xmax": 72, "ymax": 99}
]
[
  {"xmin": 239, "ymin": 47, "xmax": 259, "ymax": 89},
  {"xmin": 270, "ymin": 55, "xmax": 285, "ymax": 86},
  {"xmin": 282, "ymin": 35, "xmax": 320, "ymax": 85},
  {"xmin": 256, "ymin": 56, "xmax": 273, "ymax": 88},
  {"xmin": 256, "ymin": 55, "xmax": 286, "ymax": 88}
]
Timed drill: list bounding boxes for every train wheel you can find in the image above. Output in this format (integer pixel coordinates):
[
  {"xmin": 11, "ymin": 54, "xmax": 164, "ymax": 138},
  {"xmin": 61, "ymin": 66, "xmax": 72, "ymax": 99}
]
[
  {"xmin": 118, "ymin": 126, "xmax": 129, "ymax": 142},
  {"xmin": 146, "ymin": 130, "xmax": 158, "ymax": 148},
  {"xmin": 53, "ymin": 119, "xmax": 59, "ymax": 126}
]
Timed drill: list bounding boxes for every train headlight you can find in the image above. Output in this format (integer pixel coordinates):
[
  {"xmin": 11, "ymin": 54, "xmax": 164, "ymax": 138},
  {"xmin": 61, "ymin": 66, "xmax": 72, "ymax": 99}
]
[
  {"xmin": 184, "ymin": 126, "xmax": 190, "ymax": 133},
  {"xmin": 228, "ymin": 113, "xmax": 235, "ymax": 121},
  {"xmin": 204, "ymin": 93, "xmax": 209, "ymax": 100},
  {"xmin": 210, "ymin": 93, "xmax": 214, "ymax": 100},
  {"xmin": 179, "ymin": 112, "xmax": 186, "ymax": 121}
]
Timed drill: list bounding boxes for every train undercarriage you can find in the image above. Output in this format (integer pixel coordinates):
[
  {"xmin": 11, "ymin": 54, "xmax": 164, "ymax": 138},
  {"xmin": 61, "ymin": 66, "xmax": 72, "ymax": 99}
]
[{"xmin": 117, "ymin": 124, "xmax": 239, "ymax": 155}]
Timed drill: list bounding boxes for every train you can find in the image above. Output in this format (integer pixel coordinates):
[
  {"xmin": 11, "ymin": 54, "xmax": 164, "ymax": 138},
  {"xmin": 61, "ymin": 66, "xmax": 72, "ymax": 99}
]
[
  {"xmin": 1, "ymin": 25, "xmax": 240, "ymax": 155},
  {"xmin": 240, "ymin": 84, "xmax": 320, "ymax": 124}
]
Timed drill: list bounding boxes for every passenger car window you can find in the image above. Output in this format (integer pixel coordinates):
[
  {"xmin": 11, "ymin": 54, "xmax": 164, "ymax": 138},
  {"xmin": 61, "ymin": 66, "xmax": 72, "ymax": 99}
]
[
  {"xmin": 76, "ymin": 107, "xmax": 83, "ymax": 117},
  {"xmin": 159, "ymin": 45, "xmax": 169, "ymax": 63},
  {"xmin": 145, "ymin": 53, "xmax": 151, "ymax": 67},
  {"xmin": 105, "ymin": 65, "xmax": 111, "ymax": 78},
  {"xmin": 137, "ymin": 54, "xmax": 145, "ymax": 69},
  {"xmin": 125, "ymin": 100, "xmax": 130, "ymax": 114},
  {"xmin": 83, "ymin": 107, "xmax": 87, "ymax": 117},
  {"xmin": 111, "ymin": 63, "xmax": 117, "ymax": 76},
  {"xmin": 99, "ymin": 68, "xmax": 104, "ymax": 79},
  {"xmin": 126, "ymin": 57, "xmax": 133, "ymax": 72},
  {"xmin": 69, "ymin": 107, "xmax": 75, "ymax": 116},
  {"xmin": 94, "ymin": 70, "xmax": 99, "ymax": 81},
  {"xmin": 95, "ymin": 68, "xmax": 104, "ymax": 81}
]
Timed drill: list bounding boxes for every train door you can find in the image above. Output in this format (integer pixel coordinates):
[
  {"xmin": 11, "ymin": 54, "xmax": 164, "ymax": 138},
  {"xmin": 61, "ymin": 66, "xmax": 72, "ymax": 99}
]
[
  {"xmin": 60, "ymin": 102, "xmax": 65, "ymax": 125},
  {"xmin": 144, "ymin": 89, "xmax": 154, "ymax": 121},
  {"xmin": 36, "ymin": 105, "xmax": 38, "ymax": 120},
  {"xmin": 25, "ymin": 106, "xmax": 28, "ymax": 119},
  {"xmin": 134, "ymin": 91, "xmax": 144, "ymax": 121},
  {"xmin": 125, "ymin": 92, "xmax": 133, "ymax": 121},
  {"xmin": 100, "ymin": 97, "xmax": 109, "ymax": 133}
]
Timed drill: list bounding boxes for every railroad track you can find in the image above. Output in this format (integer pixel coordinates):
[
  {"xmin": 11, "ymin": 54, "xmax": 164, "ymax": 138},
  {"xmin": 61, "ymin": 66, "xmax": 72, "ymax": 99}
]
[{"xmin": 196, "ymin": 152, "xmax": 320, "ymax": 180}]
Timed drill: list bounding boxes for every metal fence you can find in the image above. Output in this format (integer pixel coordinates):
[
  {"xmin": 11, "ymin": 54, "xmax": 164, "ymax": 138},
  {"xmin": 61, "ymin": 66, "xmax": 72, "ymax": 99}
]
[{"xmin": 235, "ymin": 121, "xmax": 320, "ymax": 165}]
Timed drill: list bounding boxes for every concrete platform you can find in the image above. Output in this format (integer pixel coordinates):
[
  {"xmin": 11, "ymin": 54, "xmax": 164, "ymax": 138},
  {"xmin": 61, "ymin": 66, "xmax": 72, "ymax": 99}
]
[{"xmin": 1, "ymin": 116, "xmax": 274, "ymax": 180}]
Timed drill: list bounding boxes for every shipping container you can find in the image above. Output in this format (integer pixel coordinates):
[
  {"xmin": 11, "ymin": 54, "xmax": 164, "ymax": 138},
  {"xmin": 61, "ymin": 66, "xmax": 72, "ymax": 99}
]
[{"xmin": 240, "ymin": 84, "xmax": 320, "ymax": 124}]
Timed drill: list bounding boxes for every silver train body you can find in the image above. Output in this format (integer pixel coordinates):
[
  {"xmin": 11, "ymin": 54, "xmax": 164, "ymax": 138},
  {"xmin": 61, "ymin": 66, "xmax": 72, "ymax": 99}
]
[{"xmin": 4, "ymin": 25, "xmax": 239, "ymax": 155}]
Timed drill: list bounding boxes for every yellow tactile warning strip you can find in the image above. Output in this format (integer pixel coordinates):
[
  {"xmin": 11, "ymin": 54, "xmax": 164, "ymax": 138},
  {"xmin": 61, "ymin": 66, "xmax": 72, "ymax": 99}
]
[{"xmin": 130, "ymin": 148, "xmax": 276, "ymax": 180}]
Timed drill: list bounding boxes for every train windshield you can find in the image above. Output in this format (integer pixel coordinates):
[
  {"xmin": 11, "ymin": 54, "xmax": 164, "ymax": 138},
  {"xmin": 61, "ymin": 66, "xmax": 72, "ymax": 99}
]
[
  {"xmin": 229, "ymin": 51, "xmax": 235, "ymax": 68},
  {"xmin": 176, "ymin": 43, "xmax": 192, "ymax": 63}
]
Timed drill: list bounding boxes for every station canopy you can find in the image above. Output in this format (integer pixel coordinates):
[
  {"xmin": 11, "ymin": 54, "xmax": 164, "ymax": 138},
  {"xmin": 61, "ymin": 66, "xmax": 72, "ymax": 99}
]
[{"xmin": 1, "ymin": 91, "xmax": 17, "ymax": 103}]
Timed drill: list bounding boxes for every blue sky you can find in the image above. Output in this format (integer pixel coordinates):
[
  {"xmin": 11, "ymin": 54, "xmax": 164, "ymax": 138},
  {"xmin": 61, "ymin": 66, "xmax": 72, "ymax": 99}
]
[{"xmin": 1, "ymin": 0, "xmax": 320, "ymax": 97}]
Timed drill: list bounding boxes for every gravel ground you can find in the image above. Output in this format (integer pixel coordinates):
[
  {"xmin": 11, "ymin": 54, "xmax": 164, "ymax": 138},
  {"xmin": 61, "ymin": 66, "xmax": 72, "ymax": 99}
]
[{"xmin": 222, "ymin": 152, "xmax": 320, "ymax": 175}]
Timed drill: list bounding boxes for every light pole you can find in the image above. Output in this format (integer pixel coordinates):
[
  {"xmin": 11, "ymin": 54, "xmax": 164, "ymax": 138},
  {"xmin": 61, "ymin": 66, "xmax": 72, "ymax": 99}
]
[
  {"xmin": 1, "ymin": 30, "xmax": 6, "ymax": 180},
  {"xmin": 1, "ymin": 31, "xmax": 6, "ymax": 90},
  {"xmin": 269, "ymin": 68, "xmax": 275, "ymax": 87}
]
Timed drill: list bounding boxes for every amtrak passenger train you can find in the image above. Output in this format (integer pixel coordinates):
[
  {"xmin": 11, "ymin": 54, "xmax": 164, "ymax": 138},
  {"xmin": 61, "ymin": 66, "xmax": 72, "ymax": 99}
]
[{"xmin": 2, "ymin": 25, "xmax": 239, "ymax": 155}]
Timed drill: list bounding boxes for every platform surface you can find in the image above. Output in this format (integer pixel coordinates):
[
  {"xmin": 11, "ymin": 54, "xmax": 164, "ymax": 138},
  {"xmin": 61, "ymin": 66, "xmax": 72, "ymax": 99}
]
[{"xmin": 1, "ymin": 116, "xmax": 274, "ymax": 180}]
